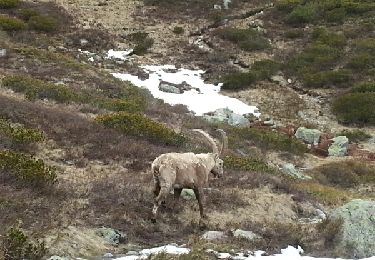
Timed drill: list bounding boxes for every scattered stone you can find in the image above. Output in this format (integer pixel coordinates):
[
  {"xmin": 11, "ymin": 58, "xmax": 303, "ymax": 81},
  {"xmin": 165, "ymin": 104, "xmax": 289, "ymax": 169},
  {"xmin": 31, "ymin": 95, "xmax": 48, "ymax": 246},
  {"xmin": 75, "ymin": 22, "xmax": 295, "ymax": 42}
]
[
  {"xmin": 213, "ymin": 4, "xmax": 222, "ymax": 9},
  {"xmin": 0, "ymin": 49, "xmax": 6, "ymax": 58},
  {"xmin": 263, "ymin": 119, "xmax": 274, "ymax": 126},
  {"xmin": 180, "ymin": 189, "xmax": 195, "ymax": 200},
  {"xmin": 103, "ymin": 252, "xmax": 114, "ymax": 258},
  {"xmin": 80, "ymin": 39, "xmax": 89, "ymax": 46},
  {"xmin": 47, "ymin": 256, "xmax": 67, "ymax": 260},
  {"xmin": 232, "ymin": 229, "xmax": 261, "ymax": 240},
  {"xmin": 328, "ymin": 136, "xmax": 349, "ymax": 157},
  {"xmin": 203, "ymin": 108, "xmax": 250, "ymax": 127},
  {"xmin": 282, "ymin": 163, "xmax": 311, "ymax": 180},
  {"xmin": 95, "ymin": 227, "xmax": 126, "ymax": 246},
  {"xmin": 295, "ymin": 127, "xmax": 322, "ymax": 145},
  {"xmin": 158, "ymin": 82, "xmax": 181, "ymax": 94},
  {"xmin": 331, "ymin": 199, "xmax": 375, "ymax": 258},
  {"xmin": 202, "ymin": 231, "xmax": 227, "ymax": 240},
  {"xmin": 271, "ymin": 75, "xmax": 288, "ymax": 87}
]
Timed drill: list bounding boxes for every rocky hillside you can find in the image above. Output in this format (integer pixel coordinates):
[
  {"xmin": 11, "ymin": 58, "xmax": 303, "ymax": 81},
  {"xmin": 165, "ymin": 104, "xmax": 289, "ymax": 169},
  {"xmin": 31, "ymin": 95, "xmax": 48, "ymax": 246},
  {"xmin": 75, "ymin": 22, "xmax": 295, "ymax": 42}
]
[{"xmin": 0, "ymin": 0, "xmax": 374, "ymax": 259}]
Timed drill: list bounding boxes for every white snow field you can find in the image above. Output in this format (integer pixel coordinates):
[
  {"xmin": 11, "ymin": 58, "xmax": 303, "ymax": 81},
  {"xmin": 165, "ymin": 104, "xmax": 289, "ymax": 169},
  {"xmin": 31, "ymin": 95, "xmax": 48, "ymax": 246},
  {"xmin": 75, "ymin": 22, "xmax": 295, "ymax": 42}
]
[
  {"xmin": 111, "ymin": 64, "xmax": 260, "ymax": 117},
  {"xmin": 114, "ymin": 244, "xmax": 375, "ymax": 260}
]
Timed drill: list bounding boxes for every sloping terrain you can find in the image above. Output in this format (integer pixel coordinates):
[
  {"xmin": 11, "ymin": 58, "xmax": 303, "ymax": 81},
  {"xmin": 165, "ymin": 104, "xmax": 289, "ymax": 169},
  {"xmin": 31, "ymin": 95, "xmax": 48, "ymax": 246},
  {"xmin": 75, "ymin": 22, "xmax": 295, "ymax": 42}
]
[{"xmin": 0, "ymin": 0, "xmax": 374, "ymax": 259}]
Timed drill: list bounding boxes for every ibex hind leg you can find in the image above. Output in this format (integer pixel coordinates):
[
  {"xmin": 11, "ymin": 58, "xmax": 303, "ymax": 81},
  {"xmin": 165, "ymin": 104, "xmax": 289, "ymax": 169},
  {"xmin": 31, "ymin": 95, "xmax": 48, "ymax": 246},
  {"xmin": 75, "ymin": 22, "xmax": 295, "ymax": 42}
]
[{"xmin": 151, "ymin": 184, "xmax": 171, "ymax": 223}]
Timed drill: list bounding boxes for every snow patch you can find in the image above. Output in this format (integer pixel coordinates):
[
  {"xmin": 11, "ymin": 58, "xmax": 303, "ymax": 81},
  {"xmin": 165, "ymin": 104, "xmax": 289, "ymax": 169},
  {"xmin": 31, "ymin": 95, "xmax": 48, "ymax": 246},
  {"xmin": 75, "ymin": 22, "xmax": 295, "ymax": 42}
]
[
  {"xmin": 112, "ymin": 65, "xmax": 260, "ymax": 117},
  {"xmin": 115, "ymin": 245, "xmax": 190, "ymax": 260},
  {"xmin": 107, "ymin": 49, "xmax": 134, "ymax": 60}
]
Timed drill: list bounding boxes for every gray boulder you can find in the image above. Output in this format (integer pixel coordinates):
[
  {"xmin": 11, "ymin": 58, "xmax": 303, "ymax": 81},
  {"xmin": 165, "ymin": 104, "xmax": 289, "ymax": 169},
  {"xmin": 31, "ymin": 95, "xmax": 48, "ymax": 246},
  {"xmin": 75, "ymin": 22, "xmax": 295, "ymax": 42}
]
[
  {"xmin": 295, "ymin": 127, "xmax": 321, "ymax": 145},
  {"xmin": 328, "ymin": 136, "xmax": 349, "ymax": 157},
  {"xmin": 232, "ymin": 229, "xmax": 261, "ymax": 240},
  {"xmin": 203, "ymin": 108, "xmax": 250, "ymax": 127},
  {"xmin": 282, "ymin": 163, "xmax": 311, "ymax": 180},
  {"xmin": 331, "ymin": 199, "xmax": 375, "ymax": 258},
  {"xmin": 158, "ymin": 83, "xmax": 181, "ymax": 94},
  {"xmin": 202, "ymin": 231, "xmax": 227, "ymax": 240},
  {"xmin": 95, "ymin": 227, "xmax": 126, "ymax": 246},
  {"xmin": 180, "ymin": 189, "xmax": 196, "ymax": 200},
  {"xmin": 228, "ymin": 113, "xmax": 250, "ymax": 127}
]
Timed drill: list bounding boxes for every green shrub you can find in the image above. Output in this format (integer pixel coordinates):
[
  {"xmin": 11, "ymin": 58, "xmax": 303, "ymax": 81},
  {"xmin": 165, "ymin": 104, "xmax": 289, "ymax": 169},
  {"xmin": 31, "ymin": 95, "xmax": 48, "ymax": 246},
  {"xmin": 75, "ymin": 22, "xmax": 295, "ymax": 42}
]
[
  {"xmin": 286, "ymin": 3, "xmax": 318, "ymax": 25},
  {"xmin": 222, "ymin": 60, "xmax": 280, "ymax": 90},
  {"xmin": 99, "ymin": 98, "xmax": 146, "ymax": 113},
  {"xmin": 217, "ymin": 27, "xmax": 270, "ymax": 51},
  {"xmin": 0, "ymin": 119, "xmax": 44, "ymax": 143},
  {"xmin": 333, "ymin": 92, "xmax": 375, "ymax": 125},
  {"xmin": 285, "ymin": 28, "xmax": 304, "ymax": 39},
  {"xmin": 352, "ymin": 81, "xmax": 375, "ymax": 93},
  {"xmin": 128, "ymin": 32, "xmax": 154, "ymax": 55},
  {"xmin": 224, "ymin": 155, "xmax": 274, "ymax": 173},
  {"xmin": 337, "ymin": 129, "xmax": 371, "ymax": 143},
  {"xmin": 0, "ymin": 0, "xmax": 20, "ymax": 9},
  {"xmin": 275, "ymin": 0, "xmax": 301, "ymax": 12},
  {"xmin": 27, "ymin": 15, "xmax": 58, "ymax": 32},
  {"xmin": 302, "ymin": 69, "xmax": 352, "ymax": 88},
  {"xmin": 2, "ymin": 226, "xmax": 46, "ymax": 260},
  {"xmin": 324, "ymin": 7, "xmax": 347, "ymax": 23},
  {"xmin": 2, "ymin": 75, "xmax": 75, "ymax": 103},
  {"xmin": 96, "ymin": 112, "xmax": 186, "ymax": 146},
  {"xmin": 347, "ymin": 38, "xmax": 375, "ymax": 72},
  {"xmin": 0, "ymin": 150, "xmax": 57, "ymax": 188},
  {"xmin": 18, "ymin": 9, "xmax": 40, "ymax": 21},
  {"xmin": 0, "ymin": 15, "xmax": 27, "ymax": 31},
  {"xmin": 230, "ymin": 127, "xmax": 307, "ymax": 155},
  {"xmin": 172, "ymin": 26, "xmax": 184, "ymax": 35}
]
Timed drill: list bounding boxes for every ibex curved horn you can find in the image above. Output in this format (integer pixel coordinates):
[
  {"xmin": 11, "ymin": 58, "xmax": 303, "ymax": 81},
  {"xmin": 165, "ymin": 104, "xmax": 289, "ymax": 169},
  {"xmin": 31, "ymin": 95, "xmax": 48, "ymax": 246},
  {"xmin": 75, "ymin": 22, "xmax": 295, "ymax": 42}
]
[
  {"xmin": 192, "ymin": 129, "xmax": 219, "ymax": 154},
  {"xmin": 216, "ymin": 129, "xmax": 228, "ymax": 156}
]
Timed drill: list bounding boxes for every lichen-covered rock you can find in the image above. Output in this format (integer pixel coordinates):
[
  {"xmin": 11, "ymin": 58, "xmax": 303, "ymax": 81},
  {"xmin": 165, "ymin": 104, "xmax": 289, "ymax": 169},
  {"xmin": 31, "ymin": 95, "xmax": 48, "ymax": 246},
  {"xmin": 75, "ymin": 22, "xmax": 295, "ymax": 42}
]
[
  {"xmin": 203, "ymin": 108, "xmax": 250, "ymax": 127},
  {"xmin": 331, "ymin": 199, "xmax": 375, "ymax": 258},
  {"xmin": 201, "ymin": 231, "xmax": 227, "ymax": 240},
  {"xmin": 158, "ymin": 83, "xmax": 181, "ymax": 94},
  {"xmin": 228, "ymin": 113, "xmax": 250, "ymax": 127},
  {"xmin": 232, "ymin": 229, "xmax": 261, "ymax": 240},
  {"xmin": 180, "ymin": 188, "xmax": 195, "ymax": 200},
  {"xmin": 95, "ymin": 227, "xmax": 126, "ymax": 246},
  {"xmin": 328, "ymin": 136, "xmax": 349, "ymax": 157},
  {"xmin": 295, "ymin": 127, "xmax": 321, "ymax": 145},
  {"xmin": 282, "ymin": 163, "xmax": 311, "ymax": 180}
]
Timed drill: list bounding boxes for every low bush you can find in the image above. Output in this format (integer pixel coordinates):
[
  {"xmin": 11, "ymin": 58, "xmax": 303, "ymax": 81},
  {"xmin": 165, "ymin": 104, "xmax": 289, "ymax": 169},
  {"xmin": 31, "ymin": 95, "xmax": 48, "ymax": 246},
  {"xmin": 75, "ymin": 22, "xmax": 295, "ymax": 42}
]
[
  {"xmin": 0, "ymin": 150, "xmax": 57, "ymax": 188},
  {"xmin": 222, "ymin": 59, "xmax": 280, "ymax": 90},
  {"xmin": 302, "ymin": 69, "xmax": 352, "ymax": 88},
  {"xmin": 98, "ymin": 98, "xmax": 146, "ymax": 113},
  {"xmin": 1, "ymin": 226, "xmax": 46, "ymax": 260},
  {"xmin": 294, "ymin": 182, "xmax": 350, "ymax": 205},
  {"xmin": 230, "ymin": 127, "xmax": 307, "ymax": 155},
  {"xmin": 0, "ymin": 15, "xmax": 27, "ymax": 31},
  {"xmin": 347, "ymin": 38, "xmax": 375, "ymax": 73},
  {"xmin": 351, "ymin": 81, "xmax": 375, "ymax": 93},
  {"xmin": 332, "ymin": 92, "xmax": 375, "ymax": 125},
  {"xmin": 224, "ymin": 155, "xmax": 274, "ymax": 173},
  {"xmin": 18, "ymin": 9, "xmax": 40, "ymax": 21},
  {"xmin": 0, "ymin": 119, "xmax": 44, "ymax": 143},
  {"xmin": 27, "ymin": 14, "xmax": 58, "ymax": 32},
  {"xmin": 337, "ymin": 129, "xmax": 371, "ymax": 143},
  {"xmin": 286, "ymin": 3, "xmax": 318, "ymax": 25},
  {"xmin": 275, "ymin": 0, "xmax": 301, "ymax": 12},
  {"xmin": 217, "ymin": 27, "xmax": 270, "ymax": 51},
  {"xmin": 285, "ymin": 28, "xmax": 305, "ymax": 39},
  {"xmin": 2, "ymin": 75, "xmax": 75, "ymax": 103},
  {"xmin": 0, "ymin": 0, "xmax": 19, "ymax": 9},
  {"xmin": 96, "ymin": 112, "xmax": 186, "ymax": 146},
  {"xmin": 172, "ymin": 26, "xmax": 184, "ymax": 34},
  {"xmin": 128, "ymin": 32, "xmax": 154, "ymax": 55}
]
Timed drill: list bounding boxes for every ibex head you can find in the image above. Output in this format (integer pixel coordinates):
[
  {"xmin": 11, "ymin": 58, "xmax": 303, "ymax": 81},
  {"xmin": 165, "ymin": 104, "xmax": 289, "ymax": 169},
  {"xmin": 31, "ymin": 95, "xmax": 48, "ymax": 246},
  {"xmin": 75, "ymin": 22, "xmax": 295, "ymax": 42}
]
[{"xmin": 192, "ymin": 128, "xmax": 228, "ymax": 178}]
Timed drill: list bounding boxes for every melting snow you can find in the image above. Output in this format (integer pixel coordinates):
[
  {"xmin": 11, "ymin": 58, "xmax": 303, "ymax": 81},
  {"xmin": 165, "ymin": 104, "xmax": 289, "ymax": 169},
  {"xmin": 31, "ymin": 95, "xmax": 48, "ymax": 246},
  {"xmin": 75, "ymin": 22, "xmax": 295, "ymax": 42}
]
[
  {"xmin": 107, "ymin": 49, "xmax": 134, "ymax": 60},
  {"xmin": 111, "ymin": 65, "xmax": 260, "ymax": 117},
  {"xmin": 114, "ymin": 245, "xmax": 375, "ymax": 260}
]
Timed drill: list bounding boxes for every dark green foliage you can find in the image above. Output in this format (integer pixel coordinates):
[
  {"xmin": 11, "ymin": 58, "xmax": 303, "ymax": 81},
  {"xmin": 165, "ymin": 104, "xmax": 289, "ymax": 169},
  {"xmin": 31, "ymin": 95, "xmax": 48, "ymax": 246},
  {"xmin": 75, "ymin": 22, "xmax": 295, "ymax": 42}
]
[
  {"xmin": 303, "ymin": 69, "xmax": 352, "ymax": 88},
  {"xmin": 224, "ymin": 155, "xmax": 274, "ymax": 173},
  {"xmin": 285, "ymin": 28, "xmax": 304, "ymax": 39},
  {"xmin": 18, "ymin": 9, "xmax": 40, "ymax": 20},
  {"xmin": 0, "ymin": 0, "xmax": 20, "ymax": 9},
  {"xmin": 352, "ymin": 81, "xmax": 375, "ymax": 93},
  {"xmin": 96, "ymin": 112, "xmax": 186, "ymax": 146},
  {"xmin": 128, "ymin": 32, "xmax": 154, "ymax": 55},
  {"xmin": 0, "ymin": 15, "xmax": 27, "ymax": 31},
  {"xmin": 0, "ymin": 150, "xmax": 57, "ymax": 188},
  {"xmin": 0, "ymin": 119, "xmax": 44, "ymax": 144},
  {"xmin": 27, "ymin": 14, "xmax": 58, "ymax": 32},
  {"xmin": 332, "ymin": 92, "xmax": 375, "ymax": 125},
  {"xmin": 337, "ymin": 129, "xmax": 371, "ymax": 143},
  {"xmin": 222, "ymin": 60, "xmax": 281, "ymax": 90},
  {"xmin": 217, "ymin": 27, "xmax": 271, "ymax": 51},
  {"xmin": 276, "ymin": 0, "xmax": 375, "ymax": 25},
  {"xmin": 230, "ymin": 127, "xmax": 307, "ymax": 155},
  {"xmin": 172, "ymin": 26, "xmax": 184, "ymax": 34},
  {"xmin": 2, "ymin": 226, "xmax": 46, "ymax": 260},
  {"xmin": 2, "ymin": 75, "xmax": 75, "ymax": 103},
  {"xmin": 347, "ymin": 38, "xmax": 375, "ymax": 73}
]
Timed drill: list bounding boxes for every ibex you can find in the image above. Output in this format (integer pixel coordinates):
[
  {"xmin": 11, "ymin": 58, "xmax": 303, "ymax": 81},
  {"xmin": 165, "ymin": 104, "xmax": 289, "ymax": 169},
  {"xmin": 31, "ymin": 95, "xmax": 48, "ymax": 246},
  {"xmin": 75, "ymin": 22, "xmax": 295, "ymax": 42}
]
[{"xmin": 151, "ymin": 129, "xmax": 227, "ymax": 222}]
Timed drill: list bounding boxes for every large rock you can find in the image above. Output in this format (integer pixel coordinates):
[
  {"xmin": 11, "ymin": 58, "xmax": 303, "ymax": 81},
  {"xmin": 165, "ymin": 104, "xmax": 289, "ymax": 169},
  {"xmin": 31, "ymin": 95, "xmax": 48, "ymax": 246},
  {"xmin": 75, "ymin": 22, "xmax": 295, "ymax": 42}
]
[
  {"xmin": 295, "ymin": 127, "xmax": 321, "ymax": 145},
  {"xmin": 180, "ymin": 189, "xmax": 196, "ymax": 200},
  {"xmin": 328, "ymin": 136, "xmax": 349, "ymax": 157},
  {"xmin": 203, "ymin": 108, "xmax": 250, "ymax": 127},
  {"xmin": 232, "ymin": 229, "xmax": 261, "ymax": 240},
  {"xmin": 95, "ymin": 227, "xmax": 126, "ymax": 246},
  {"xmin": 282, "ymin": 163, "xmax": 311, "ymax": 180},
  {"xmin": 331, "ymin": 199, "xmax": 375, "ymax": 258},
  {"xmin": 201, "ymin": 231, "xmax": 227, "ymax": 240},
  {"xmin": 158, "ymin": 82, "xmax": 181, "ymax": 94}
]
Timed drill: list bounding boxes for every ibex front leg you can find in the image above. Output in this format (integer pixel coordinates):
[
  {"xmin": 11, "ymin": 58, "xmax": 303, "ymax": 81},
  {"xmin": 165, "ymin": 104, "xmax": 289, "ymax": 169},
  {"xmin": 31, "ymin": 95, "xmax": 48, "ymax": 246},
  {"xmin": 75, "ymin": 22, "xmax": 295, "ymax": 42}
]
[{"xmin": 194, "ymin": 188, "xmax": 206, "ymax": 219}]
